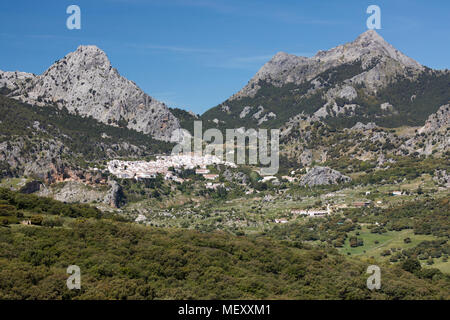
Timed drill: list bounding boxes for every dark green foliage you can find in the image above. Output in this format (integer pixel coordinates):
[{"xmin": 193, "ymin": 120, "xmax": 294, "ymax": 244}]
[
  {"xmin": 118, "ymin": 175, "xmax": 169, "ymax": 203},
  {"xmin": 30, "ymin": 215, "xmax": 43, "ymax": 225},
  {"xmin": 203, "ymin": 66, "xmax": 449, "ymax": 131},
  {"xmin": 202, "ymin": 80, "xmax": 327, "ymax": 130},
  {"xmin": 0, "ymin": 94, "xmax": 174, "ymax": 161},
  {"xmin": 0, "ymin": 86, "xmax": 12, "ymax": 96},
  {"xmin": 326, "ymin": 70, "xmax": 450, "ymax": 128},
  {"xmin": 314, "ymin": 59, "xmax": 365, "ymax": 88},
  {"xmin": 354, "ymin": 157, "xmax": 449, "ymax": 186},
  {"xmin": 0, "ymin": 188, "xmax": 103, "ymax": 221},
  {"xmin": 344, "ymin": 197, "xmax": 449, "ymax": 238},
  {"xmin": 378, "ymin": 240, "xmax": 449, "ymax": 272},
  {"xmin": 403, "ymin": 240, "xmax": 450, "ymax": 262},
  {"xmin": 402, "ymin": 258, "xmax": 421, "ymax": 273},
  {"xmin": 268, "ymin": 215, "xmax": 356, "ymax": 244},
  {"xmin": 0, "ymin": 161, "xmax": 16, "ymax": 178},
  {"xmin": 169, "ymin": 107, "xmax": 198, "ymax": 135},
  {"xmin": 387, "ymin": 198, "xmax": 449, "ymax": 237},
  {"xmin": 19, "ymin": 181, "xmax": 43, "ymax": 194}
]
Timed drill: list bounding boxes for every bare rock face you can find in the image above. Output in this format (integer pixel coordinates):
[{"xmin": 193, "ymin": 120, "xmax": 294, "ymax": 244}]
[
  {"xmin": 103, "ymin": 179, "xmax": 124, "ymax": 208},
  {"xmin": 240, "ymin": 106, "xmax": 253, "ymax": 118},
  {"xmin": 418, "ymin": 104, "xmax": 449, "ymax": 135},
  {"xmin": 36, "ymin": 179, "xmax": 124, "ymax": 208},
  {"xmin": 434, "ymin": 170, "xmax": 450, "ymax": 188},
  {"xmin": 0, "ymin": 137, "xmax": 66, "ymax": 182},
  {"xmin": 11, "ymin": 45, "xmax": 179, "ymax": 141},
  {"xmin": 0, "ymin": 70, "xmax": 35, "ymax": 92},
  {"xmin": 39, "ymin": 181, "xmax": 104, "ymax": 204},
  {"xmin": 231, "ymin": 30, "xmax": 423, "ymax": 100},
  {"xmin": 351, "ymin": 122, "xmax": 378, "ymax": 131},
  {"xmin": 300, "ymin": 149, "xmax": 313, "ymax": 166},
  {"xmin": 402, "ymin": 104, "xmax": 450, "ymax": 155},
  {"xmin": 300, "ymin": 166, "xmax": 351, "ymax": 186},
  {"xmin": 223, "ymin": 169, "xmax": 249, "ymax": 185},
  {"xmin": 338, "ymin": 85, "xmax": 358, "ymax": 100}
]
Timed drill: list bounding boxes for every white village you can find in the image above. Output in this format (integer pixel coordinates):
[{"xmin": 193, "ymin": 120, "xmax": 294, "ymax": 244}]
[{"xmin": 107, "ymin": 153, "xmax": 237, "ymax": 183}]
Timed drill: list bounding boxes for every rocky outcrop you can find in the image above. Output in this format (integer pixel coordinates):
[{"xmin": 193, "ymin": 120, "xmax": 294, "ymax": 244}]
[
  {"xmin": 351, "ymin": 122, "xmax": 378, "ymax": 131},
  {"xmin": 223, "ymin": 169, "xmax": 249, "ymax": 185},
  {"xmin": 37, "ymin": 179, "xmax": 124, "ymax": 208},
  {"xmin": 402, "ymin": 104, "xmax": 450, "ymax": 155},
  {"xmin": 434, "ymin": 170, "xmax": 450, "ymax": 188},
  {"xmin": 0, "ymin": 70, "xmax": 35, "ymax": 92},
  {"xmin": 0, "ymin": 133, "xmax": 156, "ymax": 183},
  {"xmin": 103, "ymin": 179, "xmax": 124, "ymax": 208},
  {"xmin": 38, "ymin": 181, "xmax": 105, "ymax": 203},
  {"xmin": 338, "ymin": 85, "xmax": 358, "ymax": 100},
  {"xmin": 240, "ymin": 106, "xmax": 253, "ymax": 118},
  {"xmin": 418, "ymin": 104, "xmax": 449, "ymax": 135},
  {"xmin": 0, "ymin": 137, "xmax": 67, "ymax": 182},
  {"xmin": 300, "ymin": 166, "xmax": 351, "ymax": 186},
  {"xmin": 299, "ymin": 149, "xmax": 313, "ymax": 166},
  {"xmin": 10, "ymin": 45, "xmax": 180, "ymax": 141},
  {"xmin": 19, "ymin": 181, "xmax": 43, "ymax": 194},
  {"xmin": 258, "ymin": 112, "xmax": 276, "ymax": 125}
]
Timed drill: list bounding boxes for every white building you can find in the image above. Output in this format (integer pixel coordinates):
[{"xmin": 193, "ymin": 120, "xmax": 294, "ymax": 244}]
[
  {"xmin": 107, "ymin": 154, "xmax": 235, "ymax": 181},
  {"xmin": 291, "ymin": 204, "xmax": 332, "ymax": 217}
]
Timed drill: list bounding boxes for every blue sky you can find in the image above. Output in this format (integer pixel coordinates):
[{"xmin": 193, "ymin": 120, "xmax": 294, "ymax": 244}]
[{"xmin": 0, "ymin": 0, "xmax": 449, "ymax": 114}]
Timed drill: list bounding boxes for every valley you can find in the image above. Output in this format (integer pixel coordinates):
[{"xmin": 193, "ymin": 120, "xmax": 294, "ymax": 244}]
[{"xmin": 0, "ymin": 29, "xmax": 448, "ymax": 300}]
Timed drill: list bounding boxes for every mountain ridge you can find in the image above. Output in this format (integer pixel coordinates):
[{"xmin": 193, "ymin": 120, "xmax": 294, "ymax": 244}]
[
  {"xmin": 229, "ymin": 30, "xmax": 424, "ymax": 101},
  {"xmin": 1, "ymin": 31, "xmax": 448, "ymax": 143},
  {"xmin": 202, "ymin": 30, "xmax": 449, "ymax": 132}
]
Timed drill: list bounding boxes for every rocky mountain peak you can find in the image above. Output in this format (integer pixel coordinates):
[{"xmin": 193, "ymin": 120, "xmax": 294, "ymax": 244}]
[
  {"xmin": 10, "ymin": 45, "xmax": 180, "ymax": 141},
  {"xmin": 43, "ymin": 45, "xmax": 113, "ymax": 79},
  {"xmin": 268, "ymin": 51, "xmax": 309, "ymax": 69},
  {"xmin": 76, "ymin": 44, "xmax": 106, "ymax": 54},
  {"xmin": 229, "ymin": 30, "xmax": 423, "ymax": 100},
  {"xmin": 69, "ymin": 45, "xmax": 111, "ymax": 68},
  {"xmin": 313, "ymin": 29, "xmax": 422, "ymax": 70},
  {"xmin": 271, "ymin": 51, "xmax": 302, "ymax": 62},
  {"xmin": 349, "ymin": 30, "xmax": 422, "ymax": 69},
  {"xmin": 354, "ymin": 29, "xmax": 386, "ymax": 44}
]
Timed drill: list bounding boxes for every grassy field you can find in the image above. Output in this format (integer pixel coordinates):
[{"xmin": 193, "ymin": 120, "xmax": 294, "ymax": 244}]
[
  {"xmin": 0, "ymin": 177, "xmax": 30, "ymax": 190},
  {"xmin": 433, "ymin": 257, "xmax": 450, "ymax": 274},
  {"xmin": 339, "ymin": 227, "xmax": 450, "ymax": 273},
  {"xmin": 340, "ymin": 228, "xmax": 435, "ymax": 256}
]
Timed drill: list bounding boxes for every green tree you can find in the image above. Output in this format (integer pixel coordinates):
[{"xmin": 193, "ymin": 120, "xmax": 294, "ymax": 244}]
[
  {"xmin": 30, "ymin": 215, "xmax": 43, "ymax": 226},
  {"xmin": 401, "ymin": 258, "xmax": 421, "ymax": 273}
]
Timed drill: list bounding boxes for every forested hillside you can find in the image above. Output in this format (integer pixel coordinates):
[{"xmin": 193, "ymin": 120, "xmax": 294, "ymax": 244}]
[
  {"xmin": 0, "ymin": 95, "xmax": 173, "ymax": 158},
  {"xmin": 0, "ymin": 189, "xmax": 449, "ymax": 300},
  {"xmin": 0, "ymin": 95, "xmax": 174, "ymax": 179}
]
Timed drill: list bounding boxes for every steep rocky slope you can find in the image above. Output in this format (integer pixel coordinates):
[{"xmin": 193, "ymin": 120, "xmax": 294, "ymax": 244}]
[
  {"xmin": 401, "ymin": 104, "xmax": 450, "ymax": 155},
  {"xmin": 0, "ymin": 70, "xmax": 35, "ymax": 94},
  {"xmin": 299, "ymin": 166, "xmax": 351, "ymax": 186},
  {"xmin": 8, "ymin": 46, "xmax": 180, "ymax": 141}
]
